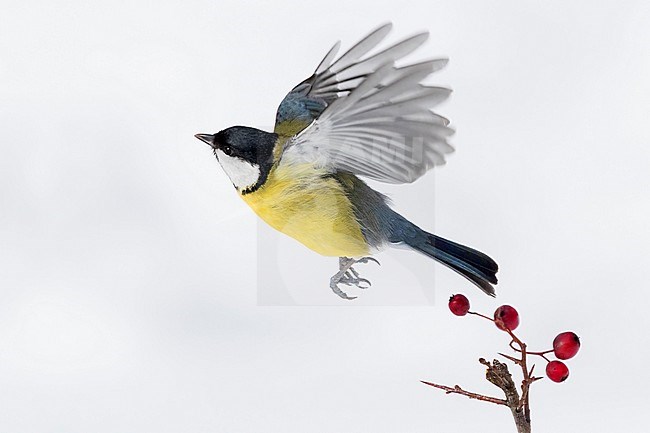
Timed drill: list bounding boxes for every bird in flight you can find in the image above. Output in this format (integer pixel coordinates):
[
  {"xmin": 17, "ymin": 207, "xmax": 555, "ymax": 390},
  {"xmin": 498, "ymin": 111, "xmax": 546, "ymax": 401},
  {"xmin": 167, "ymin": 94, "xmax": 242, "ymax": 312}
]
[{"xmin": 195, "ymin": 23, "xmax": 498, "ymax": 299}]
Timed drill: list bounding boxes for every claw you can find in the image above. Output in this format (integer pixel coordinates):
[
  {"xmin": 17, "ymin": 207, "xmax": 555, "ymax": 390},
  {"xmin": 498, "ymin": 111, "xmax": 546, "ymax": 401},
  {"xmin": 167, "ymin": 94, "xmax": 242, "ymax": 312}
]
[
  {"xmin": 329, "ymin": 279, "xmax": 357, "ymax": 300},
  {"xmin": 339, "ymin": 271, "xmax": 371, "ymax": 290},
  {"xmin": 357, "ymin": 256, "xmax": 381, "ymax": 266},
  {"xmin": 356, "ymin": 278, "xmax": 371, "ymax": 289}
]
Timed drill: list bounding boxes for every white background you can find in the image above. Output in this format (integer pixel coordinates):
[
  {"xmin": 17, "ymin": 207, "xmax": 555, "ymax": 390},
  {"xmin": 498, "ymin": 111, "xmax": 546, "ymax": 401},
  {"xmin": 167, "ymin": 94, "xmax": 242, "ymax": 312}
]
[{"xmin": 2, "ymin": 0, "xmax": 649, "ymax": 431}]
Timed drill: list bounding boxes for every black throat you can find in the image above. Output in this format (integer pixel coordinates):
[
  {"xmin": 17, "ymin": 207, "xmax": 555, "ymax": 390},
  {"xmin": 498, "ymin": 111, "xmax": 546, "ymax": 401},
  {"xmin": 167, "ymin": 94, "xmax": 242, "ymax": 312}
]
[{"xmin": 240, "ymin": 131, "xmax": 277, "ymax": 195}]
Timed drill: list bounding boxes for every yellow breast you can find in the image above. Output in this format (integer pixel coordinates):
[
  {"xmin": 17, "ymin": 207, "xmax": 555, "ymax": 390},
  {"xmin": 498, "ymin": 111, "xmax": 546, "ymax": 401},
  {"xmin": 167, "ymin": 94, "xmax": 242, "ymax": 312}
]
[{"xmin": 240, "ymin": 163, "xmax": 369, "ymax": 257}]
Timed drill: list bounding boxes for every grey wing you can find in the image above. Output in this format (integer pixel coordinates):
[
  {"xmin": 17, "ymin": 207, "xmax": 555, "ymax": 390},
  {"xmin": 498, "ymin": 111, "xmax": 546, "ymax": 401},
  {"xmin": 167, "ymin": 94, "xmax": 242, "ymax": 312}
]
[
  {"xmin": 275, "ymin": 23, "xmax": 434, "ymax": 138},
  {"xmin": 282, "ymin": 24, "xmax": 455, "ymax": 184}
]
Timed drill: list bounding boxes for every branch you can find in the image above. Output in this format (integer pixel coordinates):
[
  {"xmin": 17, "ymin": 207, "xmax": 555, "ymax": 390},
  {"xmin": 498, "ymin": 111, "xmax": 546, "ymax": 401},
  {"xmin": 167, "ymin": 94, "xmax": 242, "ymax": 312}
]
[
  {"xmin": 426, "ymin": 297, "xmax": 582, "ymax": 432},
  {"xmin": 422, "ymin": 358, "xmax": 532, "ymax": 433},
  {"xmin": 420, "ymin": 381, "xmax": 507, "ymax": 406},
  {"xmin": 480, "ymin": 358, "xmax": 531, "ymax": 433}
]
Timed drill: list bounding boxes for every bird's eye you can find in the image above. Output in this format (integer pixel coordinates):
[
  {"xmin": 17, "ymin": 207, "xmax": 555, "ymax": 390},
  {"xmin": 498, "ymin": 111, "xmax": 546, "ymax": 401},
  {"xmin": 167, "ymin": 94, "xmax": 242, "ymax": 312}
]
[{"xmin": 222, "ymin": 145, "xmax": 232, "ymax": 156}]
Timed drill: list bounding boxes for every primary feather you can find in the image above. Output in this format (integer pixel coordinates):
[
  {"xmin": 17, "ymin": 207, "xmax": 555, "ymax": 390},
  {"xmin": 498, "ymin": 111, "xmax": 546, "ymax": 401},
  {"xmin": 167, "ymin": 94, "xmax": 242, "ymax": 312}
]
[{"xmin": 275, "ymin": 23, "xmax": 454, "ymax": 184}]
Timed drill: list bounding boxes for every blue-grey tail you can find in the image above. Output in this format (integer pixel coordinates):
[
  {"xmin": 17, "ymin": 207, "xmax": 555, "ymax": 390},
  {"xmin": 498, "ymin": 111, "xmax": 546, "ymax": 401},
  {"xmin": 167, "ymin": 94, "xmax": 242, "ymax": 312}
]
[
  {"xmin": 390, "ymin": 216, "xmax": 498, "ymax": 296},
  {"xmin": 414, "ymin": 232, "xmax": 498, "ymax": 296}
]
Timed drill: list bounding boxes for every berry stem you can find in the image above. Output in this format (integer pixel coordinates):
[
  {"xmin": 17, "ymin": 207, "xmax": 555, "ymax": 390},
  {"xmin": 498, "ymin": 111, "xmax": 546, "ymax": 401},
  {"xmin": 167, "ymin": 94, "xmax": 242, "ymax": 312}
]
[
  {"xmin": 467, "ymin": 311, "xmax": 494, "ymax": 322},
  {"xmin": 508, "ymin": 342, "xmax": 553, "ymax": 362}
]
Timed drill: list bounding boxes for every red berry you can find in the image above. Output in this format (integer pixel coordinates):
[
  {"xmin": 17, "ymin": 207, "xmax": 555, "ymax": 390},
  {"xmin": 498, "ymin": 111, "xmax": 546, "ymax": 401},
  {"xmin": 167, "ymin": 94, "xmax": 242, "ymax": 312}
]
[
  {"xmin": 448, "ymin": 294, "xmax": 470, "ymax": 316},
  {"xmin": 553, "ymin": 332, "xmax": 581, "ymax": 360},
  {"xmin": 494, "ymin": 305, "xmax": 519, "ymax": 331},
  {"xmin": 546, "ymin": 360, "xmax": 570, "ymax": 382}
]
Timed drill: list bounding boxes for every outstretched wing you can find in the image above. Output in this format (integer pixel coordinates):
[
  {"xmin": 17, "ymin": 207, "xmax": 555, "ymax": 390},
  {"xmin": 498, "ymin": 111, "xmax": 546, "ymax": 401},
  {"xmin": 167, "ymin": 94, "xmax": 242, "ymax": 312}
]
[
  {"xmin": 275, "ymin": 24, "xmax": 432, "ymax": 136},
  {"xmin": 276, "ymin": 23, "xmax": 455, "ymax": 184}
]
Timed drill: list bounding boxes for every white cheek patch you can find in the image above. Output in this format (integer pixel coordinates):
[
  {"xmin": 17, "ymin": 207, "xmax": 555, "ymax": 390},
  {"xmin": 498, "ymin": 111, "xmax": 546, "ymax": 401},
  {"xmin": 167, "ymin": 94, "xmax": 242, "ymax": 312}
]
[{"xmin": 215, "ymin": 149, "xmax": 261, "ymax": 191}]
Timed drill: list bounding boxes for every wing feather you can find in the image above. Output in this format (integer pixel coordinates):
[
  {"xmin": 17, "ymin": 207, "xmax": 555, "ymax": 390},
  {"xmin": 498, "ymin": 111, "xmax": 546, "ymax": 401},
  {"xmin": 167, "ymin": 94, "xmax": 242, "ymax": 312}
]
[
  {"xmin": 314, "ymin": 41, "xmax": 341, "ymax": 75},
  {"xmin": 276, "ymin": 24, "xmax": 454, "ymax": 184},
  {"xmin": 314, "ymin": 32, "xmax": 429, "ymax": 95}
]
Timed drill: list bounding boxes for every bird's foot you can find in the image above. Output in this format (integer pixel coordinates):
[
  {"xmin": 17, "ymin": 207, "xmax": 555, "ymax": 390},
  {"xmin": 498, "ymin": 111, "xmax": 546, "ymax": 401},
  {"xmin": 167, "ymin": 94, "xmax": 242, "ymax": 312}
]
[{"xmin": 329, "ymin": 256, "xmax": 381, "ymax": 300}]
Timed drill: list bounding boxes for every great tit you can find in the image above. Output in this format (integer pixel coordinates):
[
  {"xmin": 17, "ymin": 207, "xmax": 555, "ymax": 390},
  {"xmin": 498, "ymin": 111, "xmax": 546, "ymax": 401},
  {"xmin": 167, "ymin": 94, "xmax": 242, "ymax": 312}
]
[{"xmin": 195, "ymin": 23, "xmax": 498, "ymax": 300}]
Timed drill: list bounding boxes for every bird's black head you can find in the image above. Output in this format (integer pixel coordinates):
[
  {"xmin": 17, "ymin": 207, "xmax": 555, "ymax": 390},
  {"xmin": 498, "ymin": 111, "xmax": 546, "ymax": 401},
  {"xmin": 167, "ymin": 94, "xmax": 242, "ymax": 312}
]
[{"xmin": 195, "ymin": 126, "xmax": 278, "ymax": 194}]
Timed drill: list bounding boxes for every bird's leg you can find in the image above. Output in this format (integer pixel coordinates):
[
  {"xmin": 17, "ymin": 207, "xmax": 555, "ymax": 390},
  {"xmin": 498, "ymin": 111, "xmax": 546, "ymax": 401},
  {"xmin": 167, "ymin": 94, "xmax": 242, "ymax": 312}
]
[{"xmin": 329, "ymin": 257, "xmax": 381, "ymax": 300}]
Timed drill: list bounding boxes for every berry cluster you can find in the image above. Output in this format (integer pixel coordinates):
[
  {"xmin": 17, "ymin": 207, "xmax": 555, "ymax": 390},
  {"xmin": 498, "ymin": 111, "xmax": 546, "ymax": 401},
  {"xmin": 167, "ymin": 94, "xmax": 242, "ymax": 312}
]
[{"xmin": 448, "ymin": 294, "xmax": 581, "ymax": 382}]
